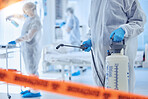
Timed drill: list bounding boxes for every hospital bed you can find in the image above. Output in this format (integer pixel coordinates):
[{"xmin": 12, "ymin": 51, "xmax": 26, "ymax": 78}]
[{"xmin": 42, "ymin": 43, "xmax": 92, "ymax": 80}]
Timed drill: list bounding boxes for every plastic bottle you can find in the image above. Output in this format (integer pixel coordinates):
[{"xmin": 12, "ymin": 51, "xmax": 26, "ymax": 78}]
[{"xmin": 10, "ymin": 19, "xmax": 19, "ymax": 27}]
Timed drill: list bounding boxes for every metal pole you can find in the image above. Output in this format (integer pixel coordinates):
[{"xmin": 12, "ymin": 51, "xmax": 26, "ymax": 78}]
[
  {"xmin": 6, "ymin": 45, "xmax": 11, "ymax": 99},
  {"xmin": 19, "ymin": 44, "xmax": 23, "ymax": 91}
]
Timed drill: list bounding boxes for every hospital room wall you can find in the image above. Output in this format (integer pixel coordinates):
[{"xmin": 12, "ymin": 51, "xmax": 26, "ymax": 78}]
[
  {"xmin": 75, "ymin": 0, "xmax": 91, "ymax": 27},
  {"xmin": 0, "ymin": 15, "xmax": 4, "ymax": 44},
  {"xmin": 0, "ymin": 2, "xmax": 24, "ymax": 45},
  {"xmin": 68, "ymin": 0, "xmax": 91, "ymax": 35},
  {"xmin": 41, "ymin": 0, "xmax": 55, "ymax": 47}
]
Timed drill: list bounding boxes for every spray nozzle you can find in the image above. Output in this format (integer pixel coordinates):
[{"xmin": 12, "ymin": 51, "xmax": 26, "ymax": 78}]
[
  {"xmin": 56, "ymin": 44, "xmax": 64, "ymax": 49},
  {"xmin": 56, "ymin": 44, "xmax": 87, "ymax": 51}
]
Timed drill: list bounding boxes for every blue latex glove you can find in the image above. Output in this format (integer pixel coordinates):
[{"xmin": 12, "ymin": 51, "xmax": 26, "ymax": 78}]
[
  {"xmin": 110, "ymin": 28, "xmax": 125, "ymax": 42},
  {"xmin": 60, "ymin": 22, "xmax": 66, "ymax": 28},
  {"xmin": 8, "ymin": 41, "xmax": 16, "ymax": 45},
  {"xmin": 82, "ymin": 39, "xmax": 92, "ymax": 52}
]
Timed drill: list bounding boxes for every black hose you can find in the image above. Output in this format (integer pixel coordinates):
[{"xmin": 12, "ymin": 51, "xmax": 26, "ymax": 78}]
[{"xmin": 91, "ymin": 49, "xmax": 105, "ymax": 87}]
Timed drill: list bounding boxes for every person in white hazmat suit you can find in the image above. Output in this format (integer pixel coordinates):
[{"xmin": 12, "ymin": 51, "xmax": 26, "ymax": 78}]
[
  {"xmin": 7, "ymin": 2, "xmax": 42, "ymax": 98},
  {"xmin": 83, "ymin": 0, "xmax": 146, "ymax": 92},
  {"xmin": 61, "ymin": 7, "xmax": 81, "ymax": 50}
]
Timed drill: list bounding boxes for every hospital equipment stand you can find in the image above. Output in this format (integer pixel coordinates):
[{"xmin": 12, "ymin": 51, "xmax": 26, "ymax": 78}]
[{"xmin": 3, "ymin": 45, "xmax": 22, "ymax": 99}]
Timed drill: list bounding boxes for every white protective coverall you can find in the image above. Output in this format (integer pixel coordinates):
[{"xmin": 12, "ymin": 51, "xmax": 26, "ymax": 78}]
[
  {"xmin": 63, "ymin": 15, "xmax": 81, "ymax": 47},
  {"xmin": 89, "ymin": 0, "xmax": 146, "ymax": 92},
  {"xmin": 16, "ymin": 15, "xmax": 42, "ymax": 76}
]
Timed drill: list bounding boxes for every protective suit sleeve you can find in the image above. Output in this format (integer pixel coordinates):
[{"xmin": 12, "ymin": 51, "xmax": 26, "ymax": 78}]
[
  {"xmin": 64, "ymin": 17, "xmax": 74, "ymax": 33},
  {"xmin": 120, "ymin": 0, "xmax": 146, "ymax": 38},
  {"xmin": 16, "ymin": 20, "xmax": 41, "ymax": 43},
  {"xmin": 13, "ymin": 14, "xmax": 25, "ymax": 20}
]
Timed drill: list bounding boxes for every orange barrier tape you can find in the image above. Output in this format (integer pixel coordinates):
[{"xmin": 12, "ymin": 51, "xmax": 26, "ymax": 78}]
[
  {"xmin": 0, "ymin": 68, "xmax": 148, "ymax": 99},
  {"xmin": 0, "ymin": 0, "xmax": 22, "ymax": 9}
]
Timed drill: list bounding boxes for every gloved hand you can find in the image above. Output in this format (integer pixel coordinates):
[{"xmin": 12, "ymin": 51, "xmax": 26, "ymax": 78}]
[
  {"xmin": 110, "ymin": 28, "xmax": 125, "ymax": 42},
  {"xmin": 82, "ymin": 39, "xmax": 92, "ymax": 52},
  {"xmin": 60, "ymin": 22, "xmax": 66, "ymax": 28},
  {"xmin": 8, "ymin": 41, "xmax": 16, "ymax": 45}
]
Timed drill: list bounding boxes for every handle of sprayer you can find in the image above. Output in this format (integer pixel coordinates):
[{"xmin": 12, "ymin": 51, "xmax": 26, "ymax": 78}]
[
  {"xmin": 110, "ymin": 38, "xmax": 126, "ymax": 55},
  {"xmin": 80, "ymin": 44, "xmax": 88, "ymax": 51},
  {"xmin": 110, "ymin": 38, "xmax": 125, "ymax": 45}
]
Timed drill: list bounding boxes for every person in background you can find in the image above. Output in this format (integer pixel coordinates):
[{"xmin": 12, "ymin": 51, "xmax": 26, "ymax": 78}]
[
  {"xmin": 83, "ymin": 0, "xmax": 146, "ymax": 92},
  {"xmin": 60, "ymin": 7, "xmax": 82, "ymax": 76},
  {"xmin": 60, "ymin": 7, "xmax": 81, "ymax": 50},
  {"xmin": 7, "ymin": 2, "xmax": 42, "ymax": 98}
]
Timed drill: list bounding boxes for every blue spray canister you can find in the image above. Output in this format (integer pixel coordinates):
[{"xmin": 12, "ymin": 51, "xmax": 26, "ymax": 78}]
[{"xmin": 10, "ymin": 19, "xmax": 19, "ymax": 27}]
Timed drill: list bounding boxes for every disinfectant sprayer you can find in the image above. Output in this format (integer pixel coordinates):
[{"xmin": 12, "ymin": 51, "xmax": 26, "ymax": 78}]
[
  {"xmin": 6, "ymin": 18, "xmax": 19, "ymax": 28},
  {"xmin": 105, "ymin": 40, "xmax": 129, "ymax": 92}
]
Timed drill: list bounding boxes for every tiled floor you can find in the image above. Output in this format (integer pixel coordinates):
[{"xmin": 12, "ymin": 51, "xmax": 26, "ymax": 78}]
[{"xmin": 134, "ymin": 68, "xmax": 148, "ymax": 95}]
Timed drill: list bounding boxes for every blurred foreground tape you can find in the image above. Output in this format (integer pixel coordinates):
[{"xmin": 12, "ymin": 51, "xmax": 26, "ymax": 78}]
[
  {"xmin": 0, "ymin": 0, "xmax": 22, "ymax": 9},
  {"xmin": 0, "ymin": 68, "xmax": 148, "ymax": 99}
]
